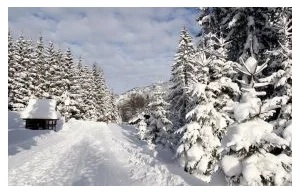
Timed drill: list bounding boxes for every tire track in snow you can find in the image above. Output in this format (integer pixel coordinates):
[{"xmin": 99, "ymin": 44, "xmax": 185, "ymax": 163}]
[
  {"xmin": 9, "ymin": 120, "xmax": 189, "ymax": 186},
  {"xmin": 8, "ymin": 120, "xmax": 141, "ymax": 186}
]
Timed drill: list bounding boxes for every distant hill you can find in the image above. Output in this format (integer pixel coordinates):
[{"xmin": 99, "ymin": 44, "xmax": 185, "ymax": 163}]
[
  {"xmin": 115, "ymin": 81, "xmax": 171, "ymax": 122},
  {"xmin": 115, "ymin": 81, "xmax": 171, "ymax": 106}
]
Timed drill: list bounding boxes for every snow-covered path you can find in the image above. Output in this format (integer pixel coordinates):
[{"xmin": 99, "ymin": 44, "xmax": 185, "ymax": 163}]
[{"xmin": 8, "ymin": 120, "xmax": 213, "ymax": 186}]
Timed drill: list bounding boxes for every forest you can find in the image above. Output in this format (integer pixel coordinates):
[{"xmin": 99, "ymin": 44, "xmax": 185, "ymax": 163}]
[{"xmin": 8, "ymin": 7, "xmax": 292, "ymax": 186}]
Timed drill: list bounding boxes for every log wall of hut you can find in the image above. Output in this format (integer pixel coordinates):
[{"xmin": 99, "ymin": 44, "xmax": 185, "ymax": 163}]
[{"xmin": 25, "ymin": 119, "xmax": 57, "ymax": 130}]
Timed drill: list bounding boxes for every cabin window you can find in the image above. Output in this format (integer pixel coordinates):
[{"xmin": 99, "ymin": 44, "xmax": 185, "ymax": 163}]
[{"xmin": 25, "ymin": 119, "xmax": 57, "ymax": 130}]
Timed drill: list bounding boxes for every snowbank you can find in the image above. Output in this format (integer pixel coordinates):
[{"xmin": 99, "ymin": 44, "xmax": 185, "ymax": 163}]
[{"xmin": 8, "ymin": 111, "xmax": 24, "ymax": 129}]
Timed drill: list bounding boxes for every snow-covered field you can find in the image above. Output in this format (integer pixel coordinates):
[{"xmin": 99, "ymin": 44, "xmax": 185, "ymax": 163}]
[{"xmin": 8, "ymin": 112, "xmax": 225, "ymax": 186}]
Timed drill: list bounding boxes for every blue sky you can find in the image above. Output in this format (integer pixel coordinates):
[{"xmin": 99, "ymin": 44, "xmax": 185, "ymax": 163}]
[{"xmin": 8, "ymin": 7, "xmax": 200, "ymax": 94}]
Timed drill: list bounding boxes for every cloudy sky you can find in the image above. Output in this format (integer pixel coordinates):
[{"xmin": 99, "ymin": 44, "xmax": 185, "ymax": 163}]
[{"xmin": 8, "ymin": 7, "xmax": 199, "ymax": 94}]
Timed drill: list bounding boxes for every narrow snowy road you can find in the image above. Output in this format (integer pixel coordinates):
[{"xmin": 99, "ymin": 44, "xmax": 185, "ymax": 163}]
[{"xmin": 8, "ymin": 120, "xmax": 203, "ymax": 186}]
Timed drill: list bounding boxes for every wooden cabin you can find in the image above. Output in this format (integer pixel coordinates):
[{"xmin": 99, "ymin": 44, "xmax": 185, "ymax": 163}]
[{"xmin": 21, "ymin": 99, "xmax": 61, "ymax": 131}]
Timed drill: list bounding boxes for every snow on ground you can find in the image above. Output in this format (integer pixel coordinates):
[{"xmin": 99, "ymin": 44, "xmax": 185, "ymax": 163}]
[{"xmin": 8, "ymin": 115, "xmax": 225, "ymax": 186}]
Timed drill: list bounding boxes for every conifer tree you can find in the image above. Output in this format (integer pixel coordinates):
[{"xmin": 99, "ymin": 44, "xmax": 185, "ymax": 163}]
[
  {"xmin": 8, "ymin": 30, "xmax": 16, "ymax": 109},
  {"xmin": 259, "ymin": 8, "xmax": 292, "ymax": 143},
  {"xmin": 68, "ymin": 56, "xmax": 83, "ymax": 120},
  {"xmin": 26, "ymin": 39, "xmax": 37, "ymax": 98},
  {"xmin": 169, "ymin": 27, "xmax": 195, "ymax": 130},
  {"xmin": 59, "ymin": 48, "xmax": 75, "ymax": 121},
  {"xmin": 197, "ymin": 8, "xmax": 279, "ymax": 62},
  {"xmin": 9, "ymin": 33, "xmax": 31, "ymax": 111},
  {"xmin": 147, "ymin": 84, "xmax": 172, "ymax": 146},
  {"xmin": 220, "ymin": 56, "xmax": 291, "ymax": 186},
  {"xmin": 81, "ymin": 64, "xmax": 96, "ymax": 120},
  {"xmin": 92, "ymin": 63, "xmax": 102, "ymax": 120},
  {"xmin": 46, "ymin": 45, "xmax": 63, "ymax": 100},
  {"xmin": 53, "ymin": 49, "xmax": 67, "ymax": 117},
  {"xmin": 95, "ymin": 66, "xmax": 110, "ymax": 122},
  {"xmin": 109, "ymin": 92, "xmax": 120, "ymax": 122},
  {"xmin": 34, "ymin": 35, "xmax": 48, "ymax": 98}
]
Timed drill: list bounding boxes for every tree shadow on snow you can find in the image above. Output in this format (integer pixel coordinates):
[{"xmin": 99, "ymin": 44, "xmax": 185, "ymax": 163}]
[
  {"xmin": 8, "ymin": 129, "xmax": 53, "ymax": 156},
  {"xmin": 8, "ymin": 110, "xmax": 64, "ymax": 156}
]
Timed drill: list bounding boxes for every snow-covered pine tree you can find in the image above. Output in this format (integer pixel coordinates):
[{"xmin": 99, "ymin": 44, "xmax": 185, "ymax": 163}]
[
  {"xmin": 8, "ymin": 33, "xmax": 31, "ymax": 111},
  {"xmin": 169, "ymin": 27, "xmax": 195, "ymax": 130},
  {"xmin": 25, "ymin": 39, "xmax": 37, "ymax": 99},
  {"xmin": 91, "ymin": 63, "xmax": 103, "ymax": 121},
  {"xmin": 112, "ymin": 93, "xmax": 120, "ymax": 122},
  {"xmin": 175, "ymin": 52, "xmax": 233, "ymax": 182},
  {"xmin": 258, "ymin": 8, "xmax": 292, "ymax": 149},
  {"xmin": 174, "ymin": 30, "xmax": 240, "ymax": 182},
  {"xmin": 46, "ymin": 45, "xmax": 62, "ymax": 100},
  {"xmin": 197, "ymin": 8, "xmax": 280, "ymax": 62},
  {"xmin": 45, "ymin": 41, "xmax": 59, "ymax": 99},
  {"xmin": 53, "ymin": 48, "xmax": 67, "ymax": 117},
  {"xmin": 195, "ymin": 7, "xmax": 292, "ymax": 185},
  {"xmin": 94, "ymin": 66, "xmax": 110, "ymax": 122},
  {"xmin": 34, "ymin": 35, "xmax": 48, "ymax": 98},
  {"xmin": 81, "ymin": 64, "xmax": 96, "ymax": 120},
  {"xmin": 107, "ymin": 91, "xmax": 119, "ymax": 123},
  {"xmin": 68, "ymin": 56, "xmax": 83, "ymax": 120},
  {"xmin": 8, "ymin": 30, "xmax": 16, "ymax": 109},
  {"xmin": 147, "ymin": 84, "xmax": 172, "ymax": 146},
  {"xmin": 220, "ymin": 55, "xmax": 291, "ymax": 186},
  {"xmin": 200, "ymin": 33, "xmax": 240, "ymax": 119},
  {"xmin": 59, "ymin": 48, "xmax": 76, "ymax": 121}
]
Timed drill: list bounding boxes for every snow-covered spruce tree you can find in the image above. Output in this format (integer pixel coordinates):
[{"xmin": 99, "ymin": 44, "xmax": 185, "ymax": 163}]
[
  {"xmin": 68, "ymin": 57, "xmax": 83, "ymax": 120},
  {"xmin": 259, "ymin": 8, "xmax": 292, "ymax": 149},
  {"xmin": 34, "ymin": 35, "xmax": 48, "ymax": 98},
  {"xmin": 175, "ymin": 47, "xmax": 239, "ymax": 182},
  {"xmin": 47, "ymin": 46, "xmax": 65, "ymax": 101},
  {"xmin": 112, "ymin": 94, "xmax": 120, "ymax": 122},
  {"xmin": 8, "ymin": 33, "xmax": 31, "ymax": 111},
  {"xmin": 169, "ymin": 27, "xmax": 195, "ymax": 132},
  {"xmin": 45, "ymin": 41, "xmax": 59, "ymax": 99},
  {"xmin": 147, "ymin": 84, "xmax": 172, "ymax": 146},
  {"xmin": 220, "ymin": 56, "xmax": 291, "ymax": 186},
  {"xmin": 197, "ymin": 8, "xmax": 280, "ymax": 62},
  {"xmin": 59, "ymin": 48, "xmax": 78, "ymax": 121},
  {"xmin": 107, "ymin": 91, "xmax": 119, "ymax": 123},
  {"xmin": 200, "ymin": 33, "xmax": 240, "ymax": 126},
  {"xmin": 93, "ymin": 66, "xmax": 110, "ymax": 122},
  {"xmin": 81, "ymin": 64, "xmax": 97, "ymax": 120},
  {"xmin": 91, "ymin": 63, "xmax": 103, "ymax": 121},
  {"xmin": 26, "ymin": 39, "xmax": 38, "ymax": 99},
  {"xmin": 52, "ymin": 48, "xmax": 67, "ymax": 116},
  {"xmin": 8, "ymin": 30, "xmax": 16, "ymax": 109}
]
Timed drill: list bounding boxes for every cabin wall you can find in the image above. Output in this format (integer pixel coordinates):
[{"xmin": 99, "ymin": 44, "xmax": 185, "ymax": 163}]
[{"xmin": 25, "ymin": 119, "xmax": 57, "ymax": 130}]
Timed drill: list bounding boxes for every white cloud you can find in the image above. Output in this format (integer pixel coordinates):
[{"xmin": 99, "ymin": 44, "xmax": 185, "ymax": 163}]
[{"xmin": 8, "ymin": 7, "xmax": 199, "ymax": 93}]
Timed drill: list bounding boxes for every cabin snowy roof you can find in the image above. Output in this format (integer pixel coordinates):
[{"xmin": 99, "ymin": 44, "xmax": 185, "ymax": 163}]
[{"xmin": 21, "ymin": 99, "xmax": 61, "ymax": 119}]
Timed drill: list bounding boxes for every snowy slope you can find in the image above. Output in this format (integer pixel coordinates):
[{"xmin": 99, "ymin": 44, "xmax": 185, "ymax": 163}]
[
  {"xmin": 115, "ymin": 81, "xmax": 171, "ymax": 106},
  {"xmin": 8, "ymin": 118, "xmax": 225, "ymax": 186}
]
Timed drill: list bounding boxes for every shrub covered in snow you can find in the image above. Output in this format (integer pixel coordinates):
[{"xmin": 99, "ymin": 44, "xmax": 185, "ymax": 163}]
[{"xmin": 137, "ymin": 119, "xmax": 147, "ymax": 141}]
